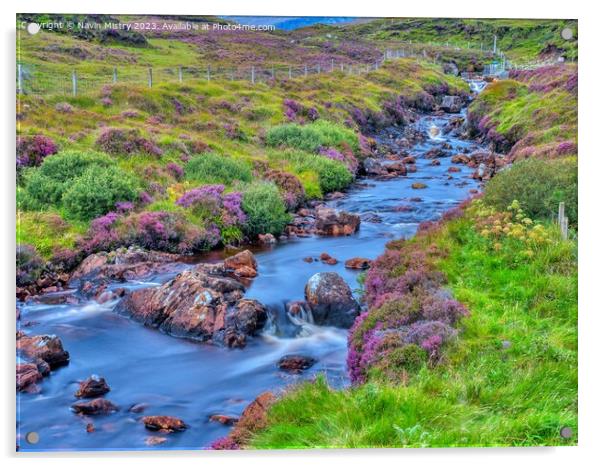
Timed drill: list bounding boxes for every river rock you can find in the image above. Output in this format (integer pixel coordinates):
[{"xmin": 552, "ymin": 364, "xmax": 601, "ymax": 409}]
[
  {"xmin": 258, "ymin": 233, "xmax": 276, "ymax": 245},
  {"xmin": 319, "ymin": 253, "xmax": 338, "ymax": 265},
  {"xmin": 412, "ymin": 182, "xmax": 428, "ymax": 189},
  {"xmin": 451, "ymin": 154, "xmax": 471, "ymax": 164},
  {"xmin": 402, "ymin": 156, "xmax": 416, "ymax": 164},
  {"xmin": 210, "ymin": 414, "xmax": 239, "ymax": 425},
  {"xmin": 448, "ymin": 166, "xmax": 461, "ymax": 173},
  {"xmin": 344, "ymin": 257, "xmax": 372, "ymax": 270},
  {"xmin": 386, "ymin": 161, "xmax": 407, "ymax": 176},
  {"xmin": 16, "ymin": 363, "xmax": 43, "ymax": 392},
  {"xmin": 224, "ymin": 250, "xmax": 258, "ymax": 278},
  {"xmin": 363, "ymin": 157, "xmax": 387, "ymax": 176},
  {"xmin": 304, "ymin": 272, "xmax": 360, "ymax": 328},
  {"xmin": 16, "ymin": 334, "xmax": 70, "ymax": 368},
  {"xmin": 75, "ymin": 375, "xmax": 111, "ymax": 398},
  {"xmin": 440, "ymin": 95, "xmax": 463, "ymax": 113},
  {"xmin": 115, "ymin": 267, "xmax": 266, "ymax": 348},
  {"xmin": 278, "ymin": 355, "xmax": 316, "ymax": 373},
  {"xmin": 228, "ymin": 392, "xmax": 276, "ymax": 444},
  {"xmin": 314, "ymin": 207, "xmax": 360, "ymax": 236},
  {"xmin": 424, "ymin": 147, "xmax": 448, "ymax": 159},
  {"xmin": 71, "ymin": 248, "xmax": 179, "ymax": 284},
  {"xmin": 71, "ymin": 398, "xmax": 119, "ymax": 415},
  {"xmin": 142, "ymin": 415, "xmax": 187, "ymax": 433}
]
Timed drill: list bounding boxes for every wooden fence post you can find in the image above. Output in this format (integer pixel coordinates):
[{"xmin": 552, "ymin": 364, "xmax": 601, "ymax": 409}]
[
  {"xmin": 331, "ymin": 59, "xmax": 334, "ymax": 72},
  {"xmin": 251, "ymin": 66, "xmax": 255, "ymax": 84},
  {"xmin": 558, "ymin": 202, "xmax": 569, "ymax": 240},
  {"xmin": 304, "ymin": 64, "xmax": 308, "ymax": 77},
  {"xmin": 178, "ymin": 66, "xmax": 183, "ymax": 83},
  {"xmin": 113, "ymin": 67, "xmax": 118, "ymax": 84},
  {"xmin": 148, "ymin": 68, "xmax": 153, "ymax": 88},
  {"xmin": 271, "ymin": 66, "xmax": 275, "ymax": 79},
  {"xmin": 207, "ymin": 65, "xmax": 211, "ymax": 81},
  {"xmin": 17, "ymin": 63, "xmax": 23, "ymax": 94},
  {"xmin": 288, "ymin": 66, "xmax": 292, "ymax": 79},
  {"xmin": 72, "ymin": 70, "xmax": 78, "ymax": 96}
]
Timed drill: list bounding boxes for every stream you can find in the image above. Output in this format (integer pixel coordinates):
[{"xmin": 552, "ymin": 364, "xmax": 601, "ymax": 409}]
[{"xmin": 17, "ymin": 97, "xmax": 485, "ymax": 451}]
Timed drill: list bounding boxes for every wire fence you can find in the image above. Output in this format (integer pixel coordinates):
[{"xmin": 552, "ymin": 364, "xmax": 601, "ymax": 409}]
[{"xmin": 16, "ymin": 40, "xmax": 555, "ymax": 98}]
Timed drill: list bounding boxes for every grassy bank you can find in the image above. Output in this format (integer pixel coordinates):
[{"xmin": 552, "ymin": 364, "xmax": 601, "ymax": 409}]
[{"xmin": 248, "ymin": 201, "xmax": 577, "ymax": 448}]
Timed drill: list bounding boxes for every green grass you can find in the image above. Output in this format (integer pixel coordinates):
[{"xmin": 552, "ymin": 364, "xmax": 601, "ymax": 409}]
[{"xmin": 249, "ymin": 212, "xmax": 577, "ymax": 448}]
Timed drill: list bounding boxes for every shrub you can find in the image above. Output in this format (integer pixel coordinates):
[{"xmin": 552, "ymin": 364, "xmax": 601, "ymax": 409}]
[
  {"xmin": 185, "ymin": 153, "xmax": 252, "ymax": 185},
  {"xmin": 16, "ymin": 135, "xmax": 58, "ymax": 170},
  {"xmin": 484, "ymin": 158, "xmax": 577, "ymax": 225},
  {"xmin": 266, "ymin": 120, "xmax": 359, "ymax": 154},
  {"xmin": 62, "ymin": 165, "xmax": 139, "ymax": 221},
  {"xmin": 23, "ymin": 150, "xmax": 114, "ymax": 207},
  {"xmin": 95, "ymin": 127, "xmax": 162, "ymax": 156},
  {"xmin": 241, "ymin": 182, "xmax": 291, "ymax": 237},
  {"xmin": 269, "ymin": 150, "xmax": 353, "ymax": 194}
]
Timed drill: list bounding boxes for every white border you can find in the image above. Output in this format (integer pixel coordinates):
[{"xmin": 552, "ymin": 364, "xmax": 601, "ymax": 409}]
[{"xmin": 2, "ymin": 1, "xmax": 599, "ymax": 465}]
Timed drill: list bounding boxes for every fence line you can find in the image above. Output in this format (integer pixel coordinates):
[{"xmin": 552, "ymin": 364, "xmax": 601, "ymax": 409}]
[{"xmin": 17, "ymin": 39, "xmax": 560, "ymax": 98}]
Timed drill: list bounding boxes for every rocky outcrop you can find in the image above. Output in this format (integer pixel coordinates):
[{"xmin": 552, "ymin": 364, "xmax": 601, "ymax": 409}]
[
  {"xmin": 314, "ymin": 207, "xmax": 360, "ymax": 236},
  {"xmin": 16, "ymin": 363, "xmax": 43, "ymax": 392},
  {"xmin": 115, "ymin": 263, "xmax": 267, "ymax": 348},
  {"xmin": 304, "ymin": 272, "xmax": 360, "ymax": 328}
]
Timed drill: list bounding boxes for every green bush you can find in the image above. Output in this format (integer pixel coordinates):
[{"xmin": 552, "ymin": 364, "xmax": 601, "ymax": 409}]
[
  {"xmin": 185, "ymin": 153, "xmax": 252, "ymax": 185},
  {"xmin": 62, "ymin": 165, "xmax": 139, "ymax": 221},
  {"xmin": 23, "ymin": 150, "xmax": 114, "ymax": 207},
  {"xmin": 484, "ymin": 157, "xmax": 577, "ymax": 225},
  {"xmin": 241, "ymin": 182, "xmax": 291, "ymax": 237},
  {"xmin": 269, "ymin": 150, "xmax": 353, "ymax": 194},
  {"xmin": 266, "ymin": 120, "xmax": 359, "ymax": 154}
]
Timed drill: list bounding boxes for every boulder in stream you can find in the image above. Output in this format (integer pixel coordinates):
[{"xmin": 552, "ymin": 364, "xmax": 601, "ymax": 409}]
[
  {"xmin": 115, "ymin": 265, "xmax": 267, "ymax": 348},
  {"xmin": 344, "ymin": 257, "xmax": 372, "ymax": 270},
  {"xmin": 75, "ymin": 375, "xmax": 111, "ymax": 398},
  {"xmin": 440, "ymin": 95, "xmax": 463, "ymax": 113},
  {"xmin": 304, "ymin": 272, "xmax": 360, "ymax": 328},
  {"xmin": 314, "ymin": 207, "xmax": 360, "ymax": 236},
  {"xmin": 278, "ymin": 354, "xmax": 316, "ymax": 373},
  {"xmin": 71, "ymin": 398, "xmax": 119, "ymax": 415},
  {"xmin": 224, "ymin": 250, "xmax": 258, "ymax": 278},
  {"xmin": 16, "ymin": 333, "xmax": 70, "ymax": 368},
  {"xmin": 142, "ymin": 415, "xmax": 187, "ymax": 433}
]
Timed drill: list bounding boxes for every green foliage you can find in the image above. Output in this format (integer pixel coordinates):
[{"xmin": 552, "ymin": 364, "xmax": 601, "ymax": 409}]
[
  {"xmin": 185, "ymin": 153, "xmax": 252, "ymax": 185},
  {"xmin": 268, "ymin": 150, "xmax": 353, "ymax": 195},
  {"xmin": 266, "ymin": 120, "xmax": 359, "ymax": 154},
  {"xmin": 250, "ymin": 212, "xmax": 577, "ymax": 448},
  {"xmin": 22, "ymin": 150, "xmax": 114, "ymax": 208},
  {"xmin": 62, "ymin": 165, "xmax": 139, "ymax": 221},
  {"xmin": 241, "ymin": 182, "xmax": 291, "ymax": 237},
  {"xmin": 484, "ymin": 158, "xmax": 577, "ymax": 225}
]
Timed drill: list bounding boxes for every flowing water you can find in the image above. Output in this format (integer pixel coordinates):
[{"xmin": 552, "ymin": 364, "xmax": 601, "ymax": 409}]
[{"xmin": 17, "ymin": 104, "xmax": 484, "ymax": 451}]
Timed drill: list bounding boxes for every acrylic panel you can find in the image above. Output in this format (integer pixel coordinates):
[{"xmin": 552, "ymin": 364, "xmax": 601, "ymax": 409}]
[{"xmin": 16, "ymin": 14, "xmax": 578, "ymax": 451}]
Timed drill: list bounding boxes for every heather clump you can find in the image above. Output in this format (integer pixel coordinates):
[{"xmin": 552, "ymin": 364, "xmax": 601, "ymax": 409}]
[
  {"xmin": 16, "ymin": 135, "xmax": 58, "ymax": 170},
  {"xmin": 176, "ymin": 184, "xmax": 246, "ymax": 244},
  {"xmin": 95, "ymin": 127, "xmax": 163, "ymax": 156},
  {"xmin": 16, "ymin": 244, "xmax": 44, "ymax": 287},
  {"xmin": 264, "ymin": 169, "xmax": 306, "ymax": 210},
  {"xmin": 283, "ymin": 99, "xmax": 320, "ymax": 123}
]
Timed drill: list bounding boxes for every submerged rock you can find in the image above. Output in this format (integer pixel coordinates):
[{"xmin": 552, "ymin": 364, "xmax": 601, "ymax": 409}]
[
  {"xmin": 142, "ymin": 415, "xmax": 187, "ymax": 433},
  {"xmin": 304, "ymin": 272, "xmax": 360, "ymax": 328},
  {"xmin": 115, "ymin": 266, "xmax": 267, "ymax": 348},
  {"xmin": 278, "ymin": 354, "xmax": 316, "ymax": 373},
  {"xmin": 209, "ymin": 414, "xmax": 239, "ymax": 425},
  {"xmin": 71, "ymin": 398, "xmax": 119, "ymax": 415},
  {"xmin": 75, "ymin": 375, "xmax": 111, "ymax": 398}
]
